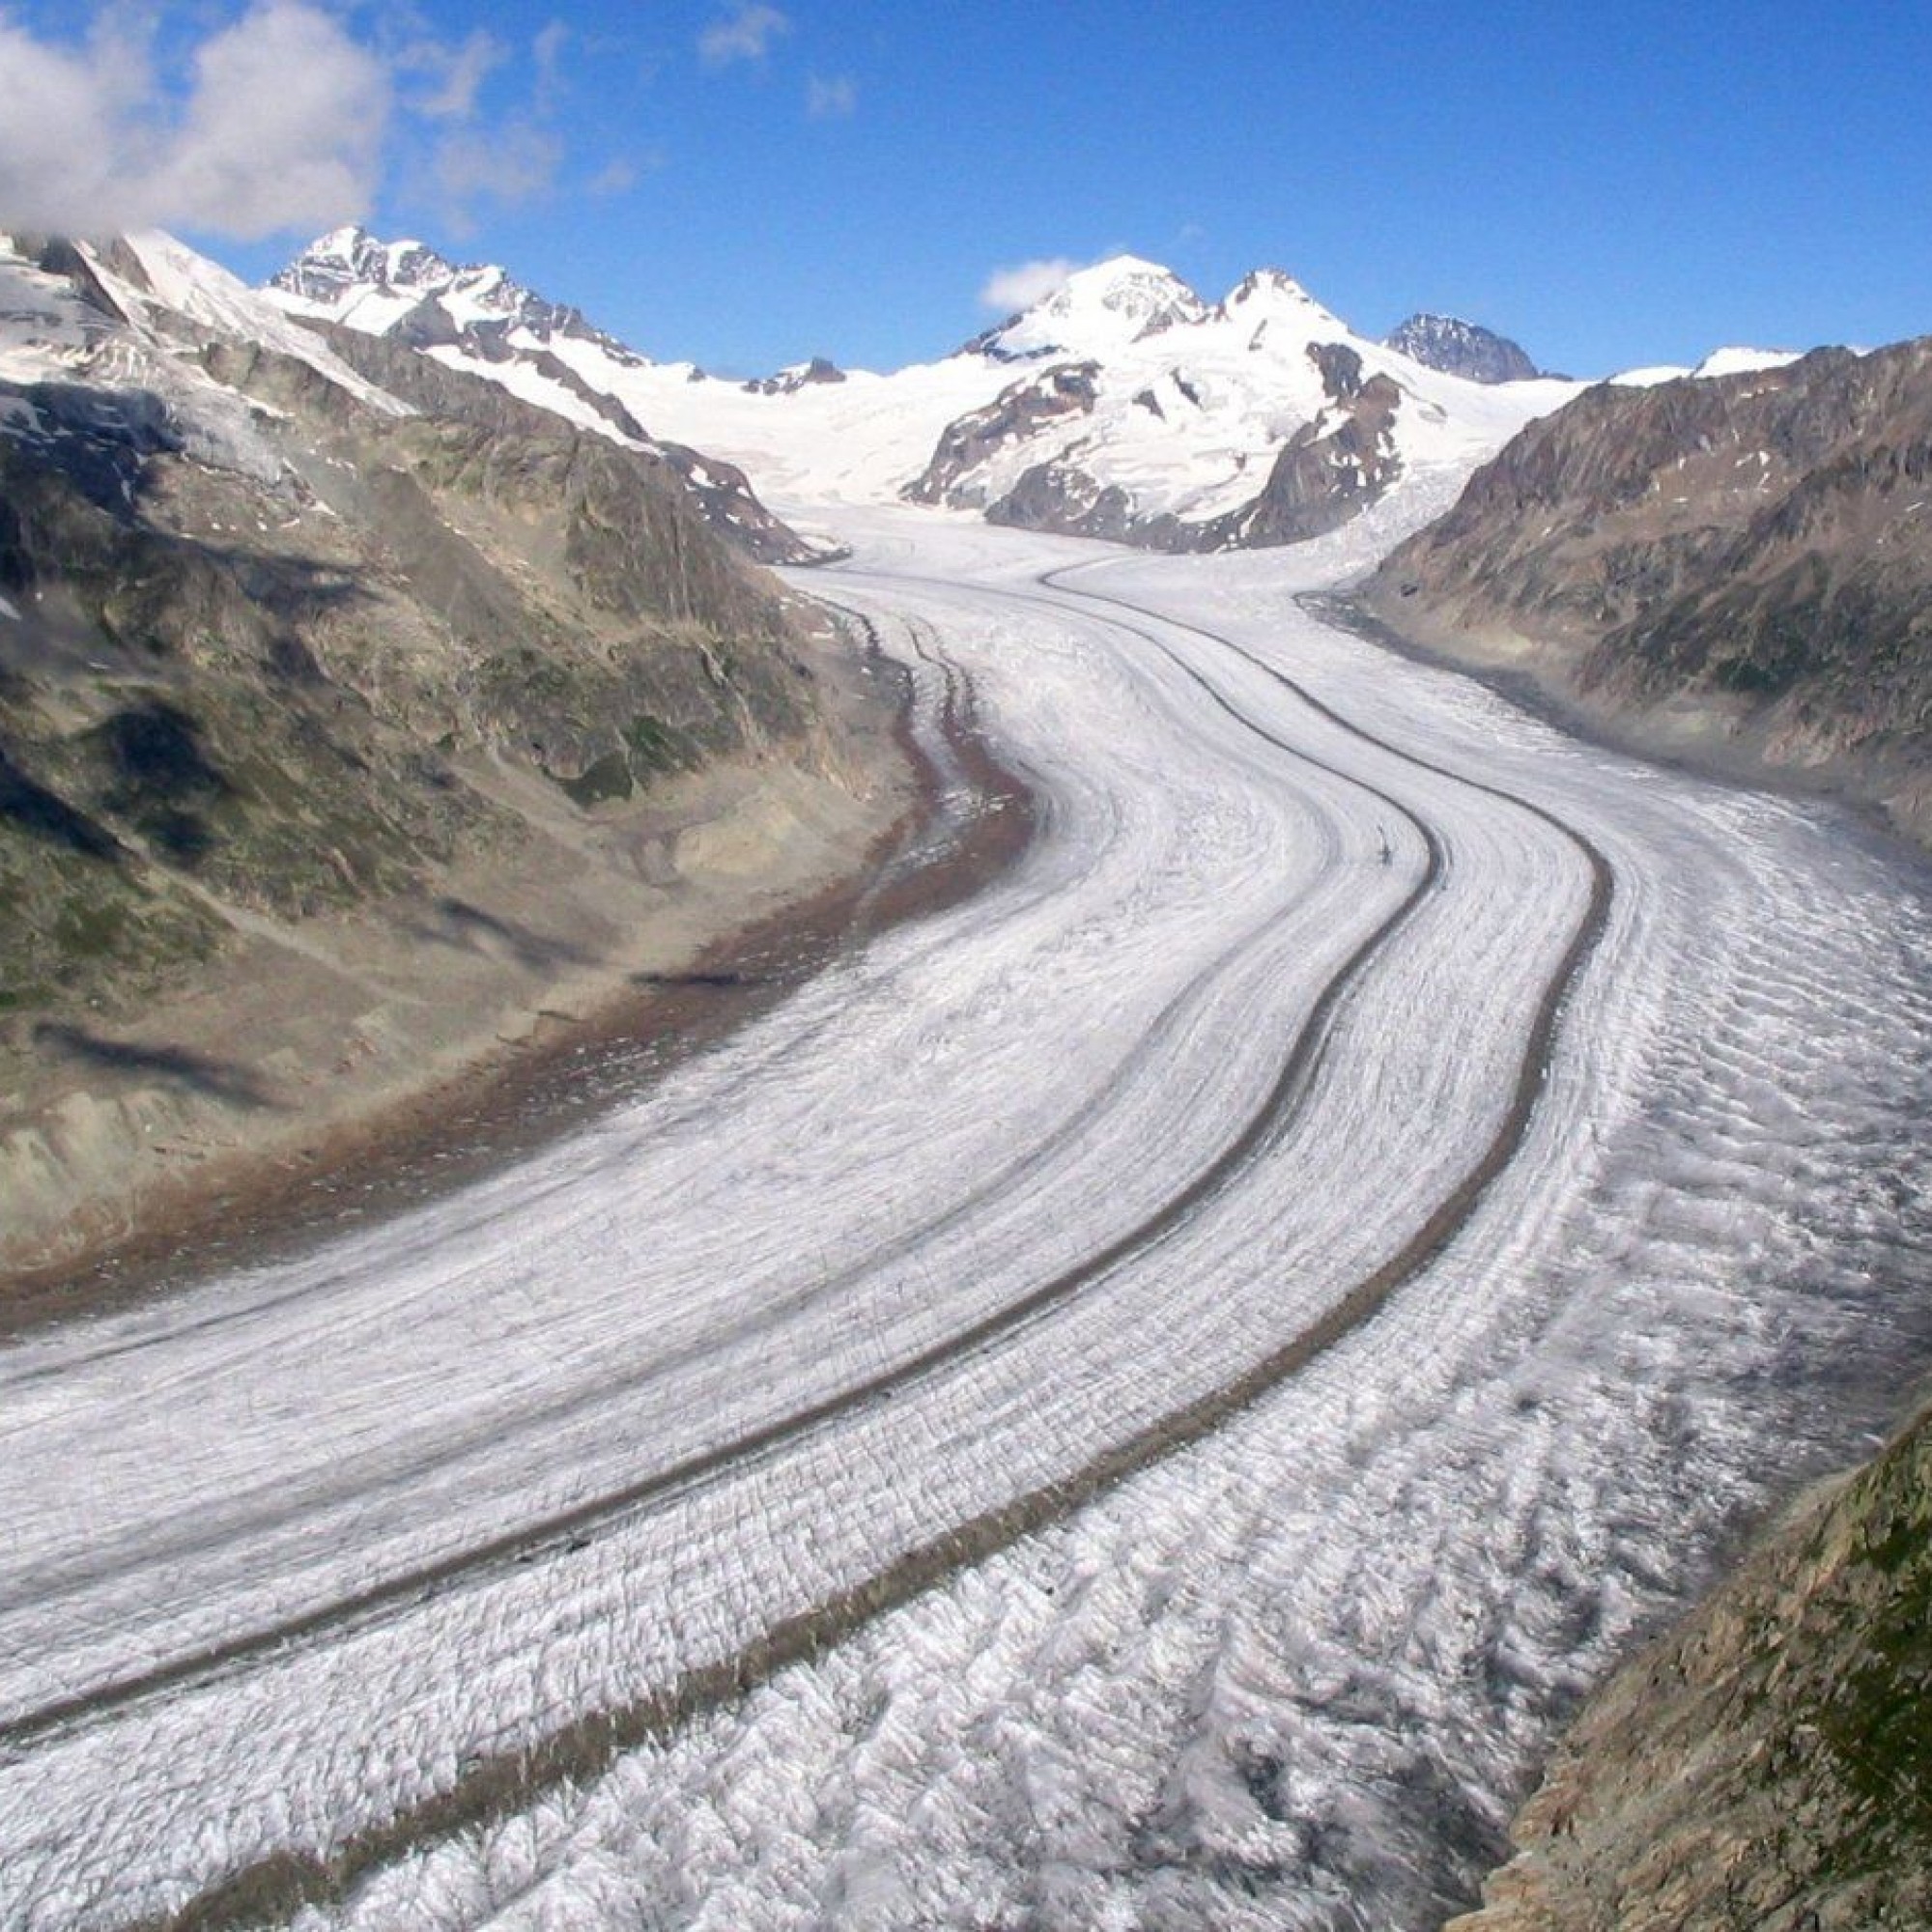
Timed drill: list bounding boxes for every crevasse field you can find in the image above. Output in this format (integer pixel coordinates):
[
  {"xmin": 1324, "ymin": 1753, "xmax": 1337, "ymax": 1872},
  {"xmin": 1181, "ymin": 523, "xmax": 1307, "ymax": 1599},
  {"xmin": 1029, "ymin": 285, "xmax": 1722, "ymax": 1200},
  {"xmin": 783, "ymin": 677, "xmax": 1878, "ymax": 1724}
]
[{"xmin": 3, "ymin": 499, "xmax": 1929, "ymax": 1931}]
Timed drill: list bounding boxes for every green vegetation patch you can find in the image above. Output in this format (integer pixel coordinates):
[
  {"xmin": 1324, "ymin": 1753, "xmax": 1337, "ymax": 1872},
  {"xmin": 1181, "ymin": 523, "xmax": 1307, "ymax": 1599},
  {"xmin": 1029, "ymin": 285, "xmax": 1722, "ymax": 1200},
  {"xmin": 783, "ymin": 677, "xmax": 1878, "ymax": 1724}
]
[
  {"xmin": 554, "ymin": 750, "xmax": 634, "ymax": 808},
  {"xmin": 622, "ymin": 711, "xmax": 697, "ymax": 777}
]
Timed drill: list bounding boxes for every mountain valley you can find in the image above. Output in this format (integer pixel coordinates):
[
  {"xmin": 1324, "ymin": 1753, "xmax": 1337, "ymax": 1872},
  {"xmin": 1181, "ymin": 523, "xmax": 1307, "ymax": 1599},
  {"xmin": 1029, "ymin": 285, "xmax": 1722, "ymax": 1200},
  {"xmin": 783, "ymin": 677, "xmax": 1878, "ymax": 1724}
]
[{"xmin": 0, "ymin": 213, "xmax": 1927, "ymax": 1932}]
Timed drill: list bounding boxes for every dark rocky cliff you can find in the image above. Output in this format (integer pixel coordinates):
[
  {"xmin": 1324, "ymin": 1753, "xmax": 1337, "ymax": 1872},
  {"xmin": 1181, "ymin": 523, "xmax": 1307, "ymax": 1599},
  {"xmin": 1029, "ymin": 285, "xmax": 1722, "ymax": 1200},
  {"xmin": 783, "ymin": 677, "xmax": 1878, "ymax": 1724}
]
[
  {"xmin": 1384, "ymin": 313, "xmax": 1540, "ymax": 384},
  {"xmin": 1359, "ymin": 338, "xmax": 1932, "ymax": 844},
  {"xmin": 1183, "ymin": 342, "xmax": 1403, "ymax": 550}
]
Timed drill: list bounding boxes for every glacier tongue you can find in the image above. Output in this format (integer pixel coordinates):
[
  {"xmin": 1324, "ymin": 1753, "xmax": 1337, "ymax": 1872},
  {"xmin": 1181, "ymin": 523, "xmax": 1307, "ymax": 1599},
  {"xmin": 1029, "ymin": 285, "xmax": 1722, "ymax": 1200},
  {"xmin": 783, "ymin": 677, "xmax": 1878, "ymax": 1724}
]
[{"xmin": 3, "ymin": 504, "xmax": 1928, "ymax": 1931}]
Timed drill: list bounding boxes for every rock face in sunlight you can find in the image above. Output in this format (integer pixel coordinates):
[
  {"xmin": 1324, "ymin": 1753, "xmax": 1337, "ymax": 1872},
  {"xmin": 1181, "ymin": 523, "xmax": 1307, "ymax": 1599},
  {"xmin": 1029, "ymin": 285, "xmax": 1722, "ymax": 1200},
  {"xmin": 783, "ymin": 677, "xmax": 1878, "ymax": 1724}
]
[
  {"xmin": 1451, "ymin": 1402, "xmax": 1932, "ymax": 1932},
  {"xmin": 1384, "ymin": 313, "xmax": 1542, "ymax": 385},
  {"xmin": 904, "ymin": 261, "xmax": 1574, "ymax": 552},
  {"xmin": 1360, "ymin": 336, "xmax": 1932, "ymax": 845},
  {"xmin": 0, "ymin": 229, "xmax": 824, "ymax": 1027}
]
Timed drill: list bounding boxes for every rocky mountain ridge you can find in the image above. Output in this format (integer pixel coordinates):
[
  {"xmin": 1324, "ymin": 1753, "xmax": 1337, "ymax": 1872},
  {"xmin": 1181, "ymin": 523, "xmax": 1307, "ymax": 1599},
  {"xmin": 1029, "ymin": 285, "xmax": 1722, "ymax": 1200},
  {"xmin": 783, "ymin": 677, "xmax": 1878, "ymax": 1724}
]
[
  {"xmin": 1358, "ymin": 336, "xmax": 1932, "ymax": 843},
  {"xmin": 268, "ymin": 228, "xmax": 828, "ymax": 565},
  {"xmin": 272, "ymin": 224, "xmax": 646, "ymax": 370},
  {"xmin": 1383, "ymin": 312, "xmax": 1541, "ymax": 384},
  {"xmin": 268, "ymin": 235, "xmax": 1580, "ymax": 552},
  {"xmin": 0, "ymin": 227, "xmax": 850, "ymax": 1031}
]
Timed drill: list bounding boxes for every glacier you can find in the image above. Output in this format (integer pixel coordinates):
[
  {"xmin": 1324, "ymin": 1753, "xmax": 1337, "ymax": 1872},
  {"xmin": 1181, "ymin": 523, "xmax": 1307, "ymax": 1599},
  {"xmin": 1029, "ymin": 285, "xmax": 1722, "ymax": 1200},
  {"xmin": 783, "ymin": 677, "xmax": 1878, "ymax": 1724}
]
[{"xmin": 1, "ymin": 500, "xmax": 1928, "ymax": 1931}]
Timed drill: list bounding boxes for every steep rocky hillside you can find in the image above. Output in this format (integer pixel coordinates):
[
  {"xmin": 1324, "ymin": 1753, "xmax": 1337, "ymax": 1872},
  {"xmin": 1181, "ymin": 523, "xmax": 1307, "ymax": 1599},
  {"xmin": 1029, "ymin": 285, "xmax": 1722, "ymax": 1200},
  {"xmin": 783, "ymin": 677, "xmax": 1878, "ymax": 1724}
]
[
  {"xmin": 0, "ymin": 231, "xmax": 826, "ymax": 1018},
  {"xmin": 266, "ymin": 227, "xmax": 833, "ymax": 564},
  {"xmin": 0, "ymin": 231, "xmax": 906, "ymax": 1280},
  {"xmin": 1358, "ymin": 337, "xmax": 1932, "ymax": 843},
  {"xmin": 1450, "ymin": 1401, "xmax": 1932, "ymax": 1932}
]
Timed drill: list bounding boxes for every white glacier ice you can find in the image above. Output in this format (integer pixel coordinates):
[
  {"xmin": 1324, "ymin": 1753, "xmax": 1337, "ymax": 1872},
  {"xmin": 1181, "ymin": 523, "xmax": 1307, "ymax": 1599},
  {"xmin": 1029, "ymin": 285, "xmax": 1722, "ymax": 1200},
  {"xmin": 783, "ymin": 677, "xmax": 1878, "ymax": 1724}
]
[{"xmin": 1, "ymin": 506, "xmax": 1928, "ymax": 1932}]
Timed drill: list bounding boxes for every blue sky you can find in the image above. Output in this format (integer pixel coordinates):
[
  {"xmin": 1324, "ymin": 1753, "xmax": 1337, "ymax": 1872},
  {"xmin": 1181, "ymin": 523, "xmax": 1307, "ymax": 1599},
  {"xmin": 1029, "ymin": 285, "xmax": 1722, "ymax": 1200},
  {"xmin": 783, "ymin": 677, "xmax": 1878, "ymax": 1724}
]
[{"xmin": 2, "ymin": 0, "xmax": 1928, "ymax": 378}]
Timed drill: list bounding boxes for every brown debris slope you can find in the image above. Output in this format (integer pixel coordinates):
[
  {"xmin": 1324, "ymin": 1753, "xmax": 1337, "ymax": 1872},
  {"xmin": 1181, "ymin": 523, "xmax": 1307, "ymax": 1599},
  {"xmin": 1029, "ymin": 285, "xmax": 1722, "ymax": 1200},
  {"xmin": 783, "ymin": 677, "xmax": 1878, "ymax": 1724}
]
[
  {"xmin": 1449, "ymin": 1402, "xmax": 1932, "ymax": 1932},
  {"xmin": 0, "ymin": 233, "xmax": 903, "ymax": 1282},
  {"xmin": 1360, "ymin": 338, "xmax": 1932, "ymax": 844}
]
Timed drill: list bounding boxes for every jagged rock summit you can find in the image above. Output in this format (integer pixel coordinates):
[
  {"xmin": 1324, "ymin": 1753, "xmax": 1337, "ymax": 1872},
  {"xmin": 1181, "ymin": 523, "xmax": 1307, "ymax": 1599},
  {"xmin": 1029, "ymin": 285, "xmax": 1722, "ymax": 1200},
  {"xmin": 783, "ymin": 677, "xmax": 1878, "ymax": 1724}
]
[
  {"xmin": 272, "ymin": 225, "xmax": 643, "ymax": 365},
  {"xmin": 1384, "ymin": 312, "xmax": 1541, "ymax": 384},
  {"xmin": 742, "ymin": 356, "xmax": 846, "ymax": 397}
]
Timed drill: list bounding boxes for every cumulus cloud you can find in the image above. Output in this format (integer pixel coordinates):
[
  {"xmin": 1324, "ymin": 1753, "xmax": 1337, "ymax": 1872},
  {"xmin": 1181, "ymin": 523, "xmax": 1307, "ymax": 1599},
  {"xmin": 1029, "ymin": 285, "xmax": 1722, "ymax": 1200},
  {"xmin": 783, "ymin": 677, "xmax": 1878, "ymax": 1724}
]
[
  {"xmin": 980, "ymin": 257, "xmax": 1088, "ymax": 313},
  {"xmin": 806, "ymin": 73, "xmax": 857, "ymax": 119},
  {"xmin": 0, "ymin": 2, "xmax": 388, "ymax": 241},
  {"xmin": 699, "ymin": 3, "xmax": 790, "ymax": 67}
]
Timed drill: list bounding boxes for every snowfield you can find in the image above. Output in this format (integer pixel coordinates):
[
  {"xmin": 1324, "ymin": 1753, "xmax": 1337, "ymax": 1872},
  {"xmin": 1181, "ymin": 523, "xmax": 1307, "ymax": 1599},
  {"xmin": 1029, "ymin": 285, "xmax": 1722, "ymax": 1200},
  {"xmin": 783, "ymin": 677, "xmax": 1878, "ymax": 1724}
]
[
  {"xmin": 2, "ymin": 504, "xmax": 1929, "ymax": 1932},
  {"xmin": 266, "ymin": 240, "xmax": 1581, "ymax": 529}
]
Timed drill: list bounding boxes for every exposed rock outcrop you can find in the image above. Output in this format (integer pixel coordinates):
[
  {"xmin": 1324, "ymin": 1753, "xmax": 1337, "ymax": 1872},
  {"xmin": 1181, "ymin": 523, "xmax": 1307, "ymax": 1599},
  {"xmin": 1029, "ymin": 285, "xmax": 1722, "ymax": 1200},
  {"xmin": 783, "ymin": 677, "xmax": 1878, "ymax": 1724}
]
[
  {"xmin": 1185, "ymin": 343, "xmax": 1404, "ymax": 549},
  {"xmin": 741, "ymin": 356, "xmax": 846, "ymax": 396},
  {"xmin": 1358, "ymin": 337, "xmax": 1932, "ymax": 844},
  {"xmin": 903, "ymin": 362, "xmax": 1101, "ymax": 508},
  {"xmin": 1385, "ymin": 313, "xmax": 1541, "ymax": 384},
  {"xmin": 1451, "ymin": 1402, "xmax": 1932, "ymax": 1932}
]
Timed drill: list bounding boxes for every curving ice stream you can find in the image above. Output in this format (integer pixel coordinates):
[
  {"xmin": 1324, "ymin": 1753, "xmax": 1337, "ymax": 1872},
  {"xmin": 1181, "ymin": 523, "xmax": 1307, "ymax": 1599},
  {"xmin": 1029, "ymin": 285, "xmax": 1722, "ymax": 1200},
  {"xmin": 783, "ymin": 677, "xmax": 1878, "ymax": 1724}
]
[{"xmin": 2, "ymin": 505, "xmax": 1930, "ymax": 1931}]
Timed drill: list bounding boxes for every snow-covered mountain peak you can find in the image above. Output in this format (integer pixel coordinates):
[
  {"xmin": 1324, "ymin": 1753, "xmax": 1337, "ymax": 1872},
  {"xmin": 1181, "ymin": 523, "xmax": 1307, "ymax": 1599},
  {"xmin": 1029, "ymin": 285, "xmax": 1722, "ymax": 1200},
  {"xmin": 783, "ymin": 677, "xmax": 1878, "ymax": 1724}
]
[
  {"xmin": 269, "ymin": 228, "xmax": 646, "ymax": 368},
  {"xmin": 1217, "ymin": 268, "xmax": 1348, "ymax": 343},
  {"xmin": 1223, "ymin": 267, "xmax": 1320, "ymax": 305},
  {"xmin": 986, "ymin": 255, "xmax": 1209, "ymax": 359},
  {"xmin": 272, "ymin": 226, "xmax": 456, "ymax": 307}
]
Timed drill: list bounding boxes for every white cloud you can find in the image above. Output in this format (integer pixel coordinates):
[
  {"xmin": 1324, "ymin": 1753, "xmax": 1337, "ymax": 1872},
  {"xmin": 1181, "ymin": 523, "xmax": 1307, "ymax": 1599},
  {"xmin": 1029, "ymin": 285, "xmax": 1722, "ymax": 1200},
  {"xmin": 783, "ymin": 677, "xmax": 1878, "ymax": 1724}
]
[
  {"xmin": 532, "ymin": 20, "xmax": 569, "ymax": 118},
  {"xmin": 698, "ymin": 3, "xmax": 790, "ymax": 68},
  {"xmin": 587, "ymin": 157, "xmax": 640, "ymax": 198},
  {"xmin": 0, "ymin": 3, "xmax": 390, "ymax": 242},
  {"xmin": 980, "ymin": 257, "xmax": 1088, "ymax": 314},
  {"xmin": 434, "ymin": 123, "xmax": 563, "ymax": 218},
  {"xmin": 806, "ymin": 72, "xmax": 857, "ymax": 119},
  {"xmin": 399, "ymin": 29, "xmax": 505, "ymax": 123}
]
